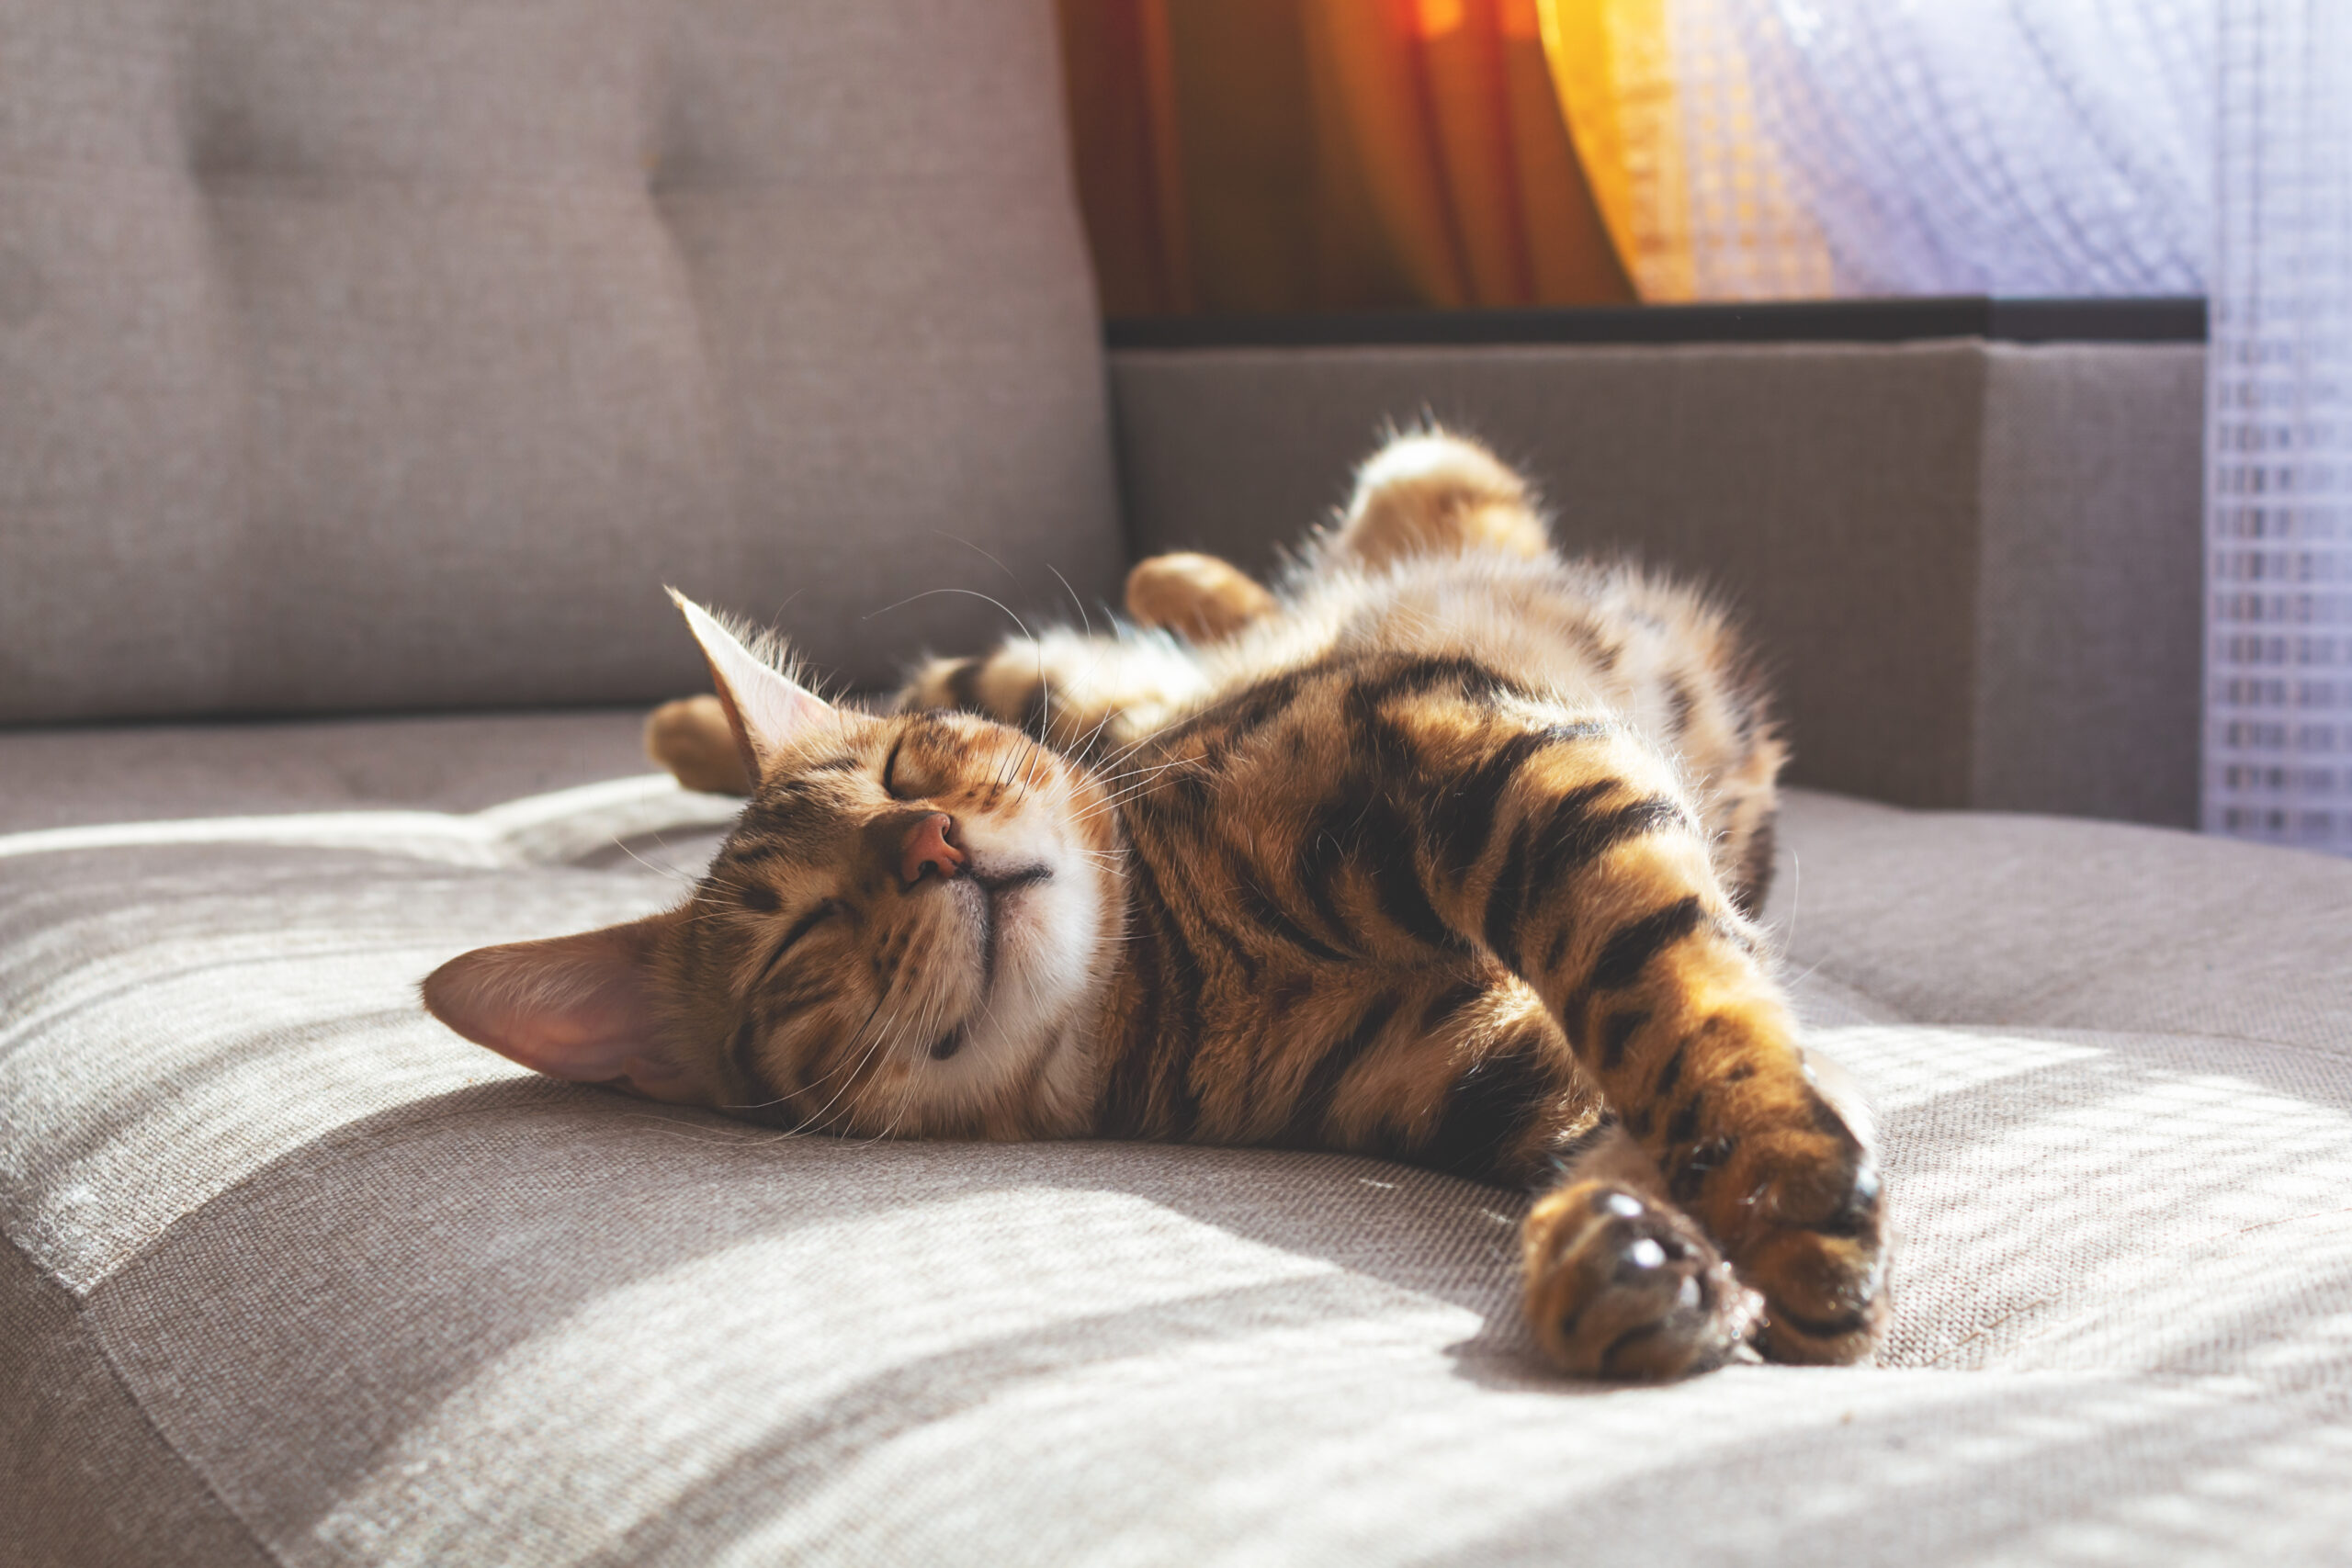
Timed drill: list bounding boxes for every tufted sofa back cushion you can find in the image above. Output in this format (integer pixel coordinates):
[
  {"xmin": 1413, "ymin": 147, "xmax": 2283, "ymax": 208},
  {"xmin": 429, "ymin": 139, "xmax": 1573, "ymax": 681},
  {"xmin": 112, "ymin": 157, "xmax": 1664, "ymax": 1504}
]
[{"xmin": 0, "ymin": 0, "xmax": 1125, "ymax": 723}]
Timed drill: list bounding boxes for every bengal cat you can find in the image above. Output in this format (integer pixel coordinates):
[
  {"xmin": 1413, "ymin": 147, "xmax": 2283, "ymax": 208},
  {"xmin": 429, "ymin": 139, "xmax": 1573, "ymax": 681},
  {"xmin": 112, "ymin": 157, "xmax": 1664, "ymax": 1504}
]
[{"xmin": 424, "ymin": 429, "xmax": 1889, "ymax": 1379}]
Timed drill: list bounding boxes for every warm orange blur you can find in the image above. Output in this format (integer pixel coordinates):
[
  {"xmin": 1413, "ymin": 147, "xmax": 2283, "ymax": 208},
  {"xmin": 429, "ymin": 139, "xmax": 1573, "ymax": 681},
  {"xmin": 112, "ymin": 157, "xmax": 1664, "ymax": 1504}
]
[{"xmin": 1054, "ymin": 0, "xmax": 1635, "ymax": 315}]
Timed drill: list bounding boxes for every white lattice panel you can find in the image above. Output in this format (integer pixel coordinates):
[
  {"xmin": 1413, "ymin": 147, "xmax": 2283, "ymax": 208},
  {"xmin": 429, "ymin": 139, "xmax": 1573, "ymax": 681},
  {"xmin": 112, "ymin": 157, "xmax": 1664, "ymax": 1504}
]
[{"xmin": 2204, "ymin": 0, "xmax": 2352, "ymax": 852}]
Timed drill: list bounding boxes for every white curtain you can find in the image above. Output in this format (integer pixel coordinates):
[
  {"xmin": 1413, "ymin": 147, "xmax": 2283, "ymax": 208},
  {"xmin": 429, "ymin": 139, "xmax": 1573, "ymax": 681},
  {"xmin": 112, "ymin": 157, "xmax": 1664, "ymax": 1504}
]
[
  {"xmin": 1668, "ymin": 0, "xmax": 2214, "ymax": 297},
  {"xmin": 1662, "ymin": 0, "xmax": 2352, "ymax": 852},
  {"xmin": 2203, "ymin": 0, "xmax": 2352, "ymax": 852}
]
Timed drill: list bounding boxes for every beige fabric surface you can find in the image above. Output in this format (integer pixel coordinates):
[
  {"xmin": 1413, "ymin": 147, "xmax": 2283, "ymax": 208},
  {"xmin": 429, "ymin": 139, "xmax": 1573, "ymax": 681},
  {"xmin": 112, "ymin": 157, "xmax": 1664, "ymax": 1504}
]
[
  {"xmin": 1973, "ymin": 347, "xmax": 2205, "ymax": 826},
  {"xmin": 0, "ymin": 0, "xmax": 1124, "ymax": 722},
  {"xmin": 0, "ymin": 708, "xmax": 656, "ymax": 832},
  {"xmin": 4, "ymin": 729, "xmax": 2350, "ymax": 1565}
]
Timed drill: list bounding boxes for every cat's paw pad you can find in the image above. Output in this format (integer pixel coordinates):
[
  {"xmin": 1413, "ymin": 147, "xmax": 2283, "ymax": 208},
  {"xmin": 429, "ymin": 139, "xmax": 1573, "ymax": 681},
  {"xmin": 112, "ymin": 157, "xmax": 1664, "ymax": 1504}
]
[{"xmin": 1521, "ymin": 1182, "xmax": 1757, "ymax": 1380}]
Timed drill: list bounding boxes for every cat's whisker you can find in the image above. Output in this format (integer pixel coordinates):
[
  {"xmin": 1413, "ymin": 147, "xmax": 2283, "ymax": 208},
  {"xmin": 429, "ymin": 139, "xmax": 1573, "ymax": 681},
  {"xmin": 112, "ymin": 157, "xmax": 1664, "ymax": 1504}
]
[
  {"xmin": 1088, "ymin": 726, "xmax": 1170, "ymax": 776},
  {"xmin": 1069, "ymin": 762, "xmax": 1204, "ymax": 825},
  {"xmin": 801, "ymin": 1016, "xmax": 895, "ymax": 1137},
  {"xmin": 1781, "ymin": 847, "xmax": 1802, "ymax": 957},
  {"xmin": 1083, "ymin": 752, "xmax": 1204, "ymax": 796},
  {"xmin": 866, "ymin": 981, "xmax": 954, "ymax": 1145},
  {"xmin": 604, "ymin": 832, "xmax": 705, "ymax": 885},
  {"xmin": 934, "ymin": 530, "xmax": 1026, "ymax": 599},
  {"xmin": 877, "ymin": 1009, "xmax": 936, "ymax": 1143},
  {"xmin": 1047, "ymin": 562, "xmax": 1096, "ymax": 644},
  {"xmin": 865, "ymin": 570, "xmax": 1053, "ymax": 795},
  {"xmin": 1073, "ymin": 705, "xmax": 1182, "ymax": 773},
  {"xmin": 1091, "ymin": 761, "xmax": 1198, "ymax": 801},
  {"xmin": 1069, "ymin": 787, "xmax": 1168, "ymax": 827},
  {"xmin": 1070, "ymin": 709, "xmax": 1121, "ymax": 763},
  {"xmin": 785, "ymin": 982, "xmax": 904, "ymax": 1131}
]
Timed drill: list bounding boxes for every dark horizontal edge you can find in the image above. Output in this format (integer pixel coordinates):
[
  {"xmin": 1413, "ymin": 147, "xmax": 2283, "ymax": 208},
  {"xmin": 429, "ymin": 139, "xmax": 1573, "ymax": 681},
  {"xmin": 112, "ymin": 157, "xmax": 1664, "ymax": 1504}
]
[{"xmin": 1104, "ymin": 296, "xmax": 2208, "ymax": 351}]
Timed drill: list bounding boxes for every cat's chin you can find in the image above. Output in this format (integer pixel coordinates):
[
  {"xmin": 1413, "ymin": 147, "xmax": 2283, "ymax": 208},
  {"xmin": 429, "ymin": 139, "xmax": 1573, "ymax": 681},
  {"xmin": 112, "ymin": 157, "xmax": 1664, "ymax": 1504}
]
[
  {"xmin": 917, "ymin": 870, "xmax": 1051, "ymax": 1065},
  {"xmin": 940, "ymin": 865, "xmax": 1068, "ymax": 1041},
  {"xmin": 903, "ymin": 850, "xmax": 1106, "ymax": 1129}
]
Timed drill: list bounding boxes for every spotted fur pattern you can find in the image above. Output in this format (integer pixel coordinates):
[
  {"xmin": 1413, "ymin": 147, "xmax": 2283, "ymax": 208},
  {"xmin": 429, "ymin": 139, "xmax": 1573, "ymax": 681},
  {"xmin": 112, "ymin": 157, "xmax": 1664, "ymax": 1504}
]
[{"xmin": 432, "ymin": 429, "xmax": 1888, "ymax": 1379}]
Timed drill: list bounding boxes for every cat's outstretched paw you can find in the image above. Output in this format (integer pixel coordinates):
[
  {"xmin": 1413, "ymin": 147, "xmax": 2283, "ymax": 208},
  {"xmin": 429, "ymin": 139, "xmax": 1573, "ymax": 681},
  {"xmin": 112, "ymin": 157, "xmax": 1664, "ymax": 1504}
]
[
  {"xmin": 1722, "ymin": 1129, "xmax": 1889, "ymax": 1364},
  {"xmin": 1687, "ymin": 1054, "xmax": 1890, "ymax": 1365},
  {"xmin": 1521, "ymin": 1180, "xmax": 1756, "ymax": 1380},
  {"xmin": 1741, "ymin": 1185, "xmax": 1887, "ymax": 1363}
]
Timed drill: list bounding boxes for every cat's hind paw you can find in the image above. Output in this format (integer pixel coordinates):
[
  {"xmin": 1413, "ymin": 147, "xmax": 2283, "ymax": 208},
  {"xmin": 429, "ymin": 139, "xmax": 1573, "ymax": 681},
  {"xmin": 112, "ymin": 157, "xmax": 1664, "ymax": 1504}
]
[
  {"xmin": 1125, "ymin": 553, "xmax": 1278, "ymax": 643},
  {"xmin": 1521, "ymin": 1179, "xmax": 1757, "ymax": 1381},
  {"xmin": 1332, "ymin": 429, "xmax": 1552, "ymax": 569}
]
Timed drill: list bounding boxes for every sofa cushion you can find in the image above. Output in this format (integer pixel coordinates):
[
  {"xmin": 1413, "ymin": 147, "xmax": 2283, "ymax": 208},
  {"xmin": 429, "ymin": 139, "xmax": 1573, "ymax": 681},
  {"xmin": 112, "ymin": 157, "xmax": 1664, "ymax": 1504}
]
[
  {"xmin": 1110, "ymin": 340, "xmax": 2207, "ymax": 829},
  {"xmin": 4, "ymin": 728, "xmax": 2349, "ymax": 1564},
  {"xmin": 0, "ymin": 0, "xmax": 1124, "ymax": 723},
  {"xmin": 0, "ymin": 709, "xmax": 657, "ymax": 832}
]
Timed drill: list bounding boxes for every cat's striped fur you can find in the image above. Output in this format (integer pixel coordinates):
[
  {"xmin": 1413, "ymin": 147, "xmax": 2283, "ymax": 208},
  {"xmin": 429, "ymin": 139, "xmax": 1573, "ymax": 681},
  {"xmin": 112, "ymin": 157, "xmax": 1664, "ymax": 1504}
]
[{"xmin": 425, "ymin": 430, "xmax": 1888, "ymax": 1379}]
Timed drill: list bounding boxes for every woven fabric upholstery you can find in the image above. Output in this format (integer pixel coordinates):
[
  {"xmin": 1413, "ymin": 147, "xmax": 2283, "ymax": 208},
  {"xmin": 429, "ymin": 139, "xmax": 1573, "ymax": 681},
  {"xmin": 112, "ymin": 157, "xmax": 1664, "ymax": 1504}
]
[
  {"xmin": 0, "ymin": 0, "xmax": 1124, "ymax": 722},
  {"xmin": 3, "ymin": 716, "xmax": 2349, "ymax": 1566},
  {"xmin": 0, "ymin": 708, "xmax": 658, "ymax": 831}
]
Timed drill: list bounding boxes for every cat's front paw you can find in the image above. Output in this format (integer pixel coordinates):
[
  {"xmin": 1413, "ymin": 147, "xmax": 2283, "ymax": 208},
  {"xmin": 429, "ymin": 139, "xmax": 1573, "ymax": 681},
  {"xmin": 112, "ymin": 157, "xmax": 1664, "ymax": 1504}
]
[
  {"xmin": 646, "ymin": 695, "xmax": 752, "ymax": 795},
  {"xmin": 1728, "ymin": 1144, "xmax": 1888, "ymax": 1363},
  {"xmin": 1694, "ymin": 1067, "xmax": 1890, "ymax": 1365},
  {"xmin": 1521, "ymin": 1181, "xmax": 1756, "ymax": 1380}
]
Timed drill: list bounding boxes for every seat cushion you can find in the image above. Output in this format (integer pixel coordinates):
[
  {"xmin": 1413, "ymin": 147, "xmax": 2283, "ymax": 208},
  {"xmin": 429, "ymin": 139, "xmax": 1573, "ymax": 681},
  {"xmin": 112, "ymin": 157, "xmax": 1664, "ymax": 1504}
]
[
  {"xmin": 4, "ymin": 723, "xmax": 2349, "ymax": 1565},
  {"xmin": 0, "ymin": 0, "xmax": 1124, "ymax": 722},
  {"xmin": 0, "ymin": 708, "xmax": 657, "ymax": 832}
]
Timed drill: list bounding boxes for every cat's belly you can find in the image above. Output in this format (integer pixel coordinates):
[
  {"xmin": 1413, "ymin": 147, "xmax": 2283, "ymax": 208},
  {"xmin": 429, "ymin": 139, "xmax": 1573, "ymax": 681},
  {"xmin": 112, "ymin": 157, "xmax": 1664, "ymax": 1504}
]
[{"xmin": 1099, "ymin": 947, "xmax": 1600, "ymax": 1191}]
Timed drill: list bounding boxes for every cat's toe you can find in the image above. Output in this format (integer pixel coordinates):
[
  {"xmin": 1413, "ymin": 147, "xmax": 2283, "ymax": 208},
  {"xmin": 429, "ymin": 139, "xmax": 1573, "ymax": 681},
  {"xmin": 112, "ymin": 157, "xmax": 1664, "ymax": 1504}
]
[
  {"xmin": 1747, "ymin": 1226, "xmax": 1889, "ymax": 1363},
  {"xmin": 1521, "ymin": 1182, "xmax": 1756, "ymax": 1381},
  {"xmin": 1720, "ymin": 1124, "xmax": 1891, "ymax": 1365}
]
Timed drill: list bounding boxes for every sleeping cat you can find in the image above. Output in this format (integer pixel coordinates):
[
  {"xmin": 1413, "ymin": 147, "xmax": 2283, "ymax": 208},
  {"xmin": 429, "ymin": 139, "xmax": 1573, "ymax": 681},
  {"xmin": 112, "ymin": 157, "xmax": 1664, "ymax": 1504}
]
[{"xmin": 424, "ymin": 429, "xmax": 1888, "ymax": 1380}]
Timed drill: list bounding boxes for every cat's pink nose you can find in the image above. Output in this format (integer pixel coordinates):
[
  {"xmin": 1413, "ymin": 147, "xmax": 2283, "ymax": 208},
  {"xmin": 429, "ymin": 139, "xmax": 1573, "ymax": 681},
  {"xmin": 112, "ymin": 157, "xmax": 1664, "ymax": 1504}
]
[{"xmin": 899, "ymin": 812, "xmax": 967, "ymax": 886}]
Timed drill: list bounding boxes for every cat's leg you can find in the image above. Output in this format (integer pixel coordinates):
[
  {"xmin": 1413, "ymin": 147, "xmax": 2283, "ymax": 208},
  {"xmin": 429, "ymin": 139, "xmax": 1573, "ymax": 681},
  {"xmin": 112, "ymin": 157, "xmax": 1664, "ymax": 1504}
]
[
  {"xmin": 1365, "ymin": 973, "xmax": 1754, "ymax": 1378},
  {"xmin": 1321, "ymin": 429, "xmax": 1552, "ymax": 570},
  {"xmin": 1119, "ymin": 427, "xmax": 1555, "ymax": 650},
  {"xmin": 646, "ymin": 695, "xmax": 753, "ymax": 795},
  {"xmin": 1373, "ymin": 681, "xmax": 1888, "ymax": 1365},
  {"xmin": 1521, "ymin": 1123, "xmax": 1759, "ymax": 1377},
  {"xmin": 900, "ymin": 626, "xmax": 1214, "ymax": 761},
  {"xmin": 650, "ymin": 619, "xmax": 1217, "ymax": 792},
  {"xmin": 1125, "ymin": 552, "xmax": 1278, "ymax": 643}
]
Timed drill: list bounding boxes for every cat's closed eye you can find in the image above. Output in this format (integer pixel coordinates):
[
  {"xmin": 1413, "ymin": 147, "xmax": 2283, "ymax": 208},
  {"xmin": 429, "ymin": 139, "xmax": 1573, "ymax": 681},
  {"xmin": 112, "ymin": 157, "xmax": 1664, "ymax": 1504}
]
[
  {"xmin": 757, "ymin": 900, "xmax": 842, "ymax": 986},
  {"xmin": 879, "ymin": 736, "xmax": 941, "ymax": 801}
]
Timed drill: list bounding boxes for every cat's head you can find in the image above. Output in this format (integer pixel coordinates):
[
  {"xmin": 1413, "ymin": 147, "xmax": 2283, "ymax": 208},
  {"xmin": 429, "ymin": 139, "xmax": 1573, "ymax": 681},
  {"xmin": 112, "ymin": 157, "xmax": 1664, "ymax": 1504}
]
[{"xmin": 422, "ymin": 594, "xmax": 1119, "ymax": 1136}]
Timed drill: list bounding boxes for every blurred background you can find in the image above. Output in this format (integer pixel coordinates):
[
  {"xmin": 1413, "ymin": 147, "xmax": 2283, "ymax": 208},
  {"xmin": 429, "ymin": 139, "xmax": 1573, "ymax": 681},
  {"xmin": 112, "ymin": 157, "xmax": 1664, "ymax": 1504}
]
[
  {"xmin": 1052, "ymin": 0, "xmax": 2214, "ymax": 315},
  {"xmin": 1054, "ymin": 0, "xmax": 2347, "ymax": 852}
]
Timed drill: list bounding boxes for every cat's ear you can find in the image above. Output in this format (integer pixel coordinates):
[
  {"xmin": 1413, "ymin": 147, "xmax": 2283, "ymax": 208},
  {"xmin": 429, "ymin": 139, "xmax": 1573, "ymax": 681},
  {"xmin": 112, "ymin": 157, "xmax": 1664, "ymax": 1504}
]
[
  {"xmin": 422, "ymin": 913, "xmax": 699, "ymax": 1102},
  {"xmin": 666, "ymin": 589, "xmax": 835, "ymax": 782}
]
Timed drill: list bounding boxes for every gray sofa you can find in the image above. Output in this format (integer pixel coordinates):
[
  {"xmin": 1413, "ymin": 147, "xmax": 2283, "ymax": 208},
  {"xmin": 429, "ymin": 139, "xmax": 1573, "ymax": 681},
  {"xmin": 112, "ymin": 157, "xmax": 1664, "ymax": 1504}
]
[{"xmin": 5, "ymin": 5, "xmax": 2349, "ymax": 1566}]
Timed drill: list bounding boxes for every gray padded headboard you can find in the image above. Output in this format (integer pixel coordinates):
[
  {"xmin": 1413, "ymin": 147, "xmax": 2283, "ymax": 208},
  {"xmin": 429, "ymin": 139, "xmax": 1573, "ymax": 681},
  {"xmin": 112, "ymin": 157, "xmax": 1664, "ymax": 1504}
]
[{"xmin": 0, "ymin": 0, "xmax": 1125, "ymax": 723}]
